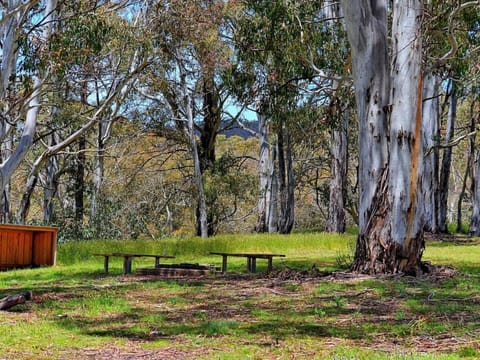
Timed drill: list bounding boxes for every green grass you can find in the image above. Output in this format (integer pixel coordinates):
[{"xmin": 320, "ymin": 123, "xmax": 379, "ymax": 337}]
[
  {"xmin": 58, "ymin": 232, "xmax": 355, "ymax": 262},
  {"xmin": 1, "ymin": 232, "xmax": 480, "ymax": 359}
]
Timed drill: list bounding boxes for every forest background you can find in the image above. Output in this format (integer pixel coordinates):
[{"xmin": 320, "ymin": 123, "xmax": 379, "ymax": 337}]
[{"xmin": 1, "ymin": 0, "xmax": 479, "ymax": 246}]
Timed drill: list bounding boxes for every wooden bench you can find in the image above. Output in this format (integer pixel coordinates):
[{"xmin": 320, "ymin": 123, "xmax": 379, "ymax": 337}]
[
  {"xmin": 93, "ymin": 253, "xmax": 175, "ymax": 275},
  {"xmin": 209, "ymin": 252, "xmax": 285, "ymax": 274}
]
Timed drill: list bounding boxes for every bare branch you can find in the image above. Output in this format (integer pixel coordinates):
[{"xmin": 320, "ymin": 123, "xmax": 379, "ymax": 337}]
[
  {"xmin": 437, "ymin": 1, "xmax": 480, "ymax": 65},
  {"xmin": 425, "ymin": 130, "xmax": 477, "ymax": 157}
]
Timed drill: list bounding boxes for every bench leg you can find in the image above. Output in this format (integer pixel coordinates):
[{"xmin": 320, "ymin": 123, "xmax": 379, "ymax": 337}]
[
  {"xmin": 155, "ymin": 257, "xmax": 160, "ymax": 268},
  {"xmin": 103, "ymin": 256, "xmax": 109, "ymax": 273},
  {"xmin": 222, "ymin": 255, "xmax": 228, "ymax": 274},
  {"xmin": 246, "ymin": 257, "xmax": 256, "ymax": 272},
  {"xmin": 123, "ymin": 256, "xmax": 133, "ymax": 275},
  {"xmin": 267, "ymin": 257, "xmax": 273, "ymax": 272}
]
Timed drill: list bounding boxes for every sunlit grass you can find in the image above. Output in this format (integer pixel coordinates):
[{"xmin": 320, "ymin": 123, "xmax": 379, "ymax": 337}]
[
  {"xmin": 424, "ymin": 242, "xmax": 480, "ymax": 272},
  {"xmin": 58, "ymin": 232, "xmax": 356, "ymax": 263}
]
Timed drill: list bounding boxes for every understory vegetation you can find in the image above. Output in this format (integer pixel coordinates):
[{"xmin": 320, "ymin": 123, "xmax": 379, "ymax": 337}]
[{"xmin": 1, "ymin": 233, "xmax": 479, "ymax": 359}]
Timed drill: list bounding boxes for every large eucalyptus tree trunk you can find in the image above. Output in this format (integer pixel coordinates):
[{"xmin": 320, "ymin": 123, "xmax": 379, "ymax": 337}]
[
  {"xmin": 421, "ymin": 73, "xmax": 440, "ymax": 233},
  {"xmin": 438, "ymin": 80, "xmax": 456, "ymax": 233},
  {"xmin": 342, "ymin": 0, "xmax": 425, "ymax": 274},
  {"xmin": 388, "ymin": 0, "xmax": 425, "ymax": 271},
  {"xmin": 341, "ymin": 0, "xmax": 389, "ymax": 271}
]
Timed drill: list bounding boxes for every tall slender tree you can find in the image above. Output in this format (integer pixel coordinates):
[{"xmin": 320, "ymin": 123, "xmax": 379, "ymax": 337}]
[
  {"xmin": 229, "ymin": 0, "xmax": 326, "ymax": 234},
  {"xmin": 421, "ymin": 72, "xmax": 441, "ymax": 233},
  {"xmin": 438, "ymin": 79, "xmax": 457, "ymax": 233}
]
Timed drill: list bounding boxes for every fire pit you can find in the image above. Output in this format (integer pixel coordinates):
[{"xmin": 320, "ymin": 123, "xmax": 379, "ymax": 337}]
[{"xmin": 136, "ymin": 263, "xmax": 215, "ymax": 277}]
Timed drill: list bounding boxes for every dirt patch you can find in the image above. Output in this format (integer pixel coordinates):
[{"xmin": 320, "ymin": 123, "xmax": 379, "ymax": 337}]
[{"xmin": 57, "ymin": 344, "xmax": 208, "ymax": 360}]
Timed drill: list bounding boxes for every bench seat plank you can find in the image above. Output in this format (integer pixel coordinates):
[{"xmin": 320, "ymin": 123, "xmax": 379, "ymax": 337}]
[
  {"xmin": 209, "ymin": 252, "xmax": 285, "ymax": 273},
  {"xmin": 93, "ymin": 253, "xmax": 175, "ymax": 274}
]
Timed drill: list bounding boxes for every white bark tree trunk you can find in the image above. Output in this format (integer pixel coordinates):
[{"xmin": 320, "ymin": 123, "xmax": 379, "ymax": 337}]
[
  {"xmin": 342, "ymin": 0, "xmax": 425, "ymax": 274},
  {"xmin": 255, "ymin": 112, "xmax": 270, "ymax": 232},
  {"xmin": 341, "ymin": 0, "xmax": 390, "ymax": 271},
  {"xmin": 255, "ymin": 112, "xmax": 279, "ymax": 233},
  {"xmin": 387, "ymin": 0, "xmax": 425, "ymax": 272},
  {"xmin": 187, "ymin": 103, "xmax": 208, "ymax": 239},
  {"xmin": 341, "ymin": 0, "xmax": 390, "ymax": 236},
  {"xmin": 267, "ymin": 145, "xmax": 278, "ymax": 233},
  {"xmin": 421, "ymin": 73, "xmax": 440, "ymax": 233},
  {"xmin": 1, "ymin": 132, "xmax": 13, "ymax": 222}
]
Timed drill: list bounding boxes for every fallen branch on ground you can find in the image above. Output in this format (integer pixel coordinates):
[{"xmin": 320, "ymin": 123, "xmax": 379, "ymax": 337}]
[{"xmin": 0, "ymin": 291, "xmax": 32, "ymax": 310}]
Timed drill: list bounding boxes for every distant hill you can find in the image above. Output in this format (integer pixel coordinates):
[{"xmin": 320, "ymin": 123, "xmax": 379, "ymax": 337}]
[{"xmin": 222, "ymin": 121, "xmax": 258, "ymax": 139}]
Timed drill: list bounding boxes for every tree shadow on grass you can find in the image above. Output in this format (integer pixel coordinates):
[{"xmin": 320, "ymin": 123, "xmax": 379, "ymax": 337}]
[
  {"xmin": 3, "ymin": 262, "xmax": 480, "ymax": 356},
  {"xmin": 44, "ymin": 270, "xmax": 480, "ymax": 351}
]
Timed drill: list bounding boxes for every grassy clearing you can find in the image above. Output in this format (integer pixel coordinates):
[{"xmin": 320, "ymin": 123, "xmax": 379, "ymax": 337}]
[{"xmin": 0, "ymin": 233, "xmax": 479, "ymax": 359}]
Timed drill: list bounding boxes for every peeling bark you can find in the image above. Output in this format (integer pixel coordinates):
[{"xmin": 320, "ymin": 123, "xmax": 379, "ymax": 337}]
[{"xmin": 343, "ymin": 0, "xmax": 425, "ymax": 274}]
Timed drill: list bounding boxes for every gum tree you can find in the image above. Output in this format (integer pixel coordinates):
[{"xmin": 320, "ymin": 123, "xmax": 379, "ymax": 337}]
[
  {"xmin": 342, "ymin": 0, "xmax": 480, "ymax": 274},
  {"xmin": 341, "ymin": 0, "xmax": 425, "ymax": 274}
]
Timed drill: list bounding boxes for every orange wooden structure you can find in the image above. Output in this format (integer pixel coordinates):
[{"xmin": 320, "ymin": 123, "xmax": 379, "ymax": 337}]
[{"xmin": 0, "ymin": 224, "xmax": 57, "ymax": 270}]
